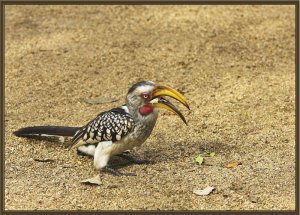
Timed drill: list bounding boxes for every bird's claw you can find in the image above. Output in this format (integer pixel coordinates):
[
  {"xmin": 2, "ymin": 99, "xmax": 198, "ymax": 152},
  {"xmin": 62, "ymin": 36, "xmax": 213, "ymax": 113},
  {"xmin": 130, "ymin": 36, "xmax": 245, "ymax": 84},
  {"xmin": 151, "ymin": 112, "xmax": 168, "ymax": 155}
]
[
  {"xmin": 122, "ymin": 172, "xmax": 137, "ymax": 176},
  {"xmin": 116, "ymin": 153, "xmax": 154, "ymax": 165},
  {"xmin": 102, "ymin": 166, "xmax": 137, "ymax": 177},
  {"xmin": 134, "ymin": 159, "xmax": 155, "ymax": 165}
]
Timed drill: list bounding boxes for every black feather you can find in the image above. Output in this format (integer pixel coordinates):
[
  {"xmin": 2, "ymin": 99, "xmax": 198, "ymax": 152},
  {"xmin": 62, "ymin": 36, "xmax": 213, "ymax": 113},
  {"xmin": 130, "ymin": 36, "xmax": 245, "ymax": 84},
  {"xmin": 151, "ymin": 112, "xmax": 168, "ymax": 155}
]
[
  {"xmin": 14, "ymin": 126, "xmax": 80, "ymax": 137},
  {"xmin": 72, "ymin": 106, "xmax": 135, "ymax": 145}
]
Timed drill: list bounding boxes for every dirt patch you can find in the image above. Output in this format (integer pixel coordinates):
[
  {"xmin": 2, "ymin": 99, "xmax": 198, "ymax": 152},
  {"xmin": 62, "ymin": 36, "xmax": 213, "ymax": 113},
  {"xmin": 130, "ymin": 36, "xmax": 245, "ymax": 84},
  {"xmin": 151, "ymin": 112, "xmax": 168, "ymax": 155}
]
[{"xmin": 4, "ymin": 5, "xmax": 295, "ymax": 210}]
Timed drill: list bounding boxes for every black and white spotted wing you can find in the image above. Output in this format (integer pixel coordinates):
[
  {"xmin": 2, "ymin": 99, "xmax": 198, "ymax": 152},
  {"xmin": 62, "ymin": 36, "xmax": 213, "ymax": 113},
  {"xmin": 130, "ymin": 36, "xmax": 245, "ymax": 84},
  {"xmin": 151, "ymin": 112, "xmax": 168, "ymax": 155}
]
[{"xmin": 72, "ymin": 106, "xmax": 135, "ymax": 146}]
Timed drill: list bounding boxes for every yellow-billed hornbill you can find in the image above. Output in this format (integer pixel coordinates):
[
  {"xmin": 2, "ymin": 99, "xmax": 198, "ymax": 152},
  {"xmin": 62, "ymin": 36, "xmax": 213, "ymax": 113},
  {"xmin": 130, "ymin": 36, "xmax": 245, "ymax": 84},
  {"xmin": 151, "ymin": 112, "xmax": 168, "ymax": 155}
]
[{"xmin": 14, "ymin": 81, "xmax": 189, "ymax": 176}]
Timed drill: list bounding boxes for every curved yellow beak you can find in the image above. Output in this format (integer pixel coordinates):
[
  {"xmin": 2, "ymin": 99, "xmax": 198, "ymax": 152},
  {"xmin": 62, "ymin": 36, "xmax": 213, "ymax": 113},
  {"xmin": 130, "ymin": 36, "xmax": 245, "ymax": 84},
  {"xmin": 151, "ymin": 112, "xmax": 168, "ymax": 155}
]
[
  {"xmin": 151, "ymin": 98, "xmax": 188, "ymax": 125},
  {"xmin": 152, "ymin": 85, "xmax": 190, "ymax": 109},
  {"xmin": 150, "ymin": 85, "xmax": 189, "ymax": 125}
]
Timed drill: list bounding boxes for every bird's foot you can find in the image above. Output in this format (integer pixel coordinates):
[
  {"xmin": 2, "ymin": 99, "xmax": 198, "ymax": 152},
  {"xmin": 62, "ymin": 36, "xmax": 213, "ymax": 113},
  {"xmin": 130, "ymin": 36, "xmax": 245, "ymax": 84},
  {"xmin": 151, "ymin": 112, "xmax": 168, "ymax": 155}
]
[
  {"xmin": 116, "ymin": 152, "xmax": 154, "ymax": 165},
  {"xmin": 102, "ymin": 166, "xmax": 137, "ymax": 177}
]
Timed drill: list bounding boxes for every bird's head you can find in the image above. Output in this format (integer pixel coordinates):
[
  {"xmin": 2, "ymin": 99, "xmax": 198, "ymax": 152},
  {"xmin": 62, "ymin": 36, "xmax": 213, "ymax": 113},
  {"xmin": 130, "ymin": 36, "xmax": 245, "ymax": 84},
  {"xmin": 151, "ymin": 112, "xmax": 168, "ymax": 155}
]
[{"xmin": 126, "ymin": 81, "xmax": 190, "ymax": 125}]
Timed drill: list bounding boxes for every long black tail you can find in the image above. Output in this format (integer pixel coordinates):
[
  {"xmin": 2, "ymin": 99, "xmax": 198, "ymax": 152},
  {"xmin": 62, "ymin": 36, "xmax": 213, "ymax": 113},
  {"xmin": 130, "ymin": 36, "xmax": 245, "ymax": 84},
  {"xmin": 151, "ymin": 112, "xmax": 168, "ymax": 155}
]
[{"xmin": 14, "ymin": 126, "xmax": 81, "ymax": 137}]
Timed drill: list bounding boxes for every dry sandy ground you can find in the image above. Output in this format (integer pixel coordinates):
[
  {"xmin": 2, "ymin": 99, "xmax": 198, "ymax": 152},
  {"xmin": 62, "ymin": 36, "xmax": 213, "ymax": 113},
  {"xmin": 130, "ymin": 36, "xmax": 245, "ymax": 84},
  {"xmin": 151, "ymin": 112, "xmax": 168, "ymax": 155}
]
[{"xmin": 4, "ymin": 5, "xmax": 295, "ymax": 210}]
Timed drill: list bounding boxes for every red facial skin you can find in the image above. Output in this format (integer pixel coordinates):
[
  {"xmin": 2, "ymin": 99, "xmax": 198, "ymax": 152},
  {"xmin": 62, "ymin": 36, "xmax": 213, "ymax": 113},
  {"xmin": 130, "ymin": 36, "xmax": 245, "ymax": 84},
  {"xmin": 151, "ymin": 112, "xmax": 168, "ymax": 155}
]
[
  {"xmin": 139, "ymin": 93, "xmax": 154, "ymax": 115},
  {"xmin": 139, "ymin": 105, "xmax": 154, "ymax": 115}
]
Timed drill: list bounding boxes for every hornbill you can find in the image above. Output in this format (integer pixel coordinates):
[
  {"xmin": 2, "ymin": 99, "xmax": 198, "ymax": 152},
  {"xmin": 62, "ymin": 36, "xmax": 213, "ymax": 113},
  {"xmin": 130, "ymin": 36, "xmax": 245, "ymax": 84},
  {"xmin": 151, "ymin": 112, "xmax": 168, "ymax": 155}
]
[{"xmin": 14, "ymin": 81, "xmax": 189, "ymax": 176}]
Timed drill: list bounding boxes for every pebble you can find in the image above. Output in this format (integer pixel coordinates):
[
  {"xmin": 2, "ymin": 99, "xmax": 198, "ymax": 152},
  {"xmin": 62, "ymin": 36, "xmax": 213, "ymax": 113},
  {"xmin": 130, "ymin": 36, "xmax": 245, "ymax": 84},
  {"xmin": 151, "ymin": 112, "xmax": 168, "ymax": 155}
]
[{"xmin": 249, "ymin": 195, "xmax": 258, "ymax": 203}]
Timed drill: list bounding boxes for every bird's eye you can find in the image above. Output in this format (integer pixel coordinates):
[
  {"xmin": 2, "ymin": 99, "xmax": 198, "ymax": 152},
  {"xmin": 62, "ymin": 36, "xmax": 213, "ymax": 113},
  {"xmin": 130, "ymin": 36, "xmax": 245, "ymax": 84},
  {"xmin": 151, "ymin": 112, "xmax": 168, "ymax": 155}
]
[{"xmin": 143, "ymin": 94, "xmax": 149, "ymax": 99}]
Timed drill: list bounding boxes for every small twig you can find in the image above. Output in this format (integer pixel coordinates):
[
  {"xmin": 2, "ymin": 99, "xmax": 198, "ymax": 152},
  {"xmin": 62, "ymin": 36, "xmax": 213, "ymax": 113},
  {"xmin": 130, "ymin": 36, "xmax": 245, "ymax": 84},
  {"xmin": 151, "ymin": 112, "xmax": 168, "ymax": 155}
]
[{"xmin": 33, "ymin": 158, "xmax": 55, "ymax": 163}]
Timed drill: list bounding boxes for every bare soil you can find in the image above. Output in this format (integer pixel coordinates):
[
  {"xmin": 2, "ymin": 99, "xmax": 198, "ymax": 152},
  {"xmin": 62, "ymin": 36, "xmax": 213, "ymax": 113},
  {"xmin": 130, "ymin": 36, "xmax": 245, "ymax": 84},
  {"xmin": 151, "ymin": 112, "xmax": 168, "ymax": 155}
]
[{"xmin": 4, "ymin": 5, "xmax": 295, "ymax": 210}]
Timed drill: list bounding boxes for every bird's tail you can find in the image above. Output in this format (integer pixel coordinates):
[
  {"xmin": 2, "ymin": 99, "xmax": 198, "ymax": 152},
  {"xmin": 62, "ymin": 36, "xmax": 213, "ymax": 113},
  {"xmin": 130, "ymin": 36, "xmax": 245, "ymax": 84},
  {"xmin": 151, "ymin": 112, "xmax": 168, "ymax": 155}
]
[{"xmin": 14, "ymin": 126, "xmax": 80, "ymax": 137}]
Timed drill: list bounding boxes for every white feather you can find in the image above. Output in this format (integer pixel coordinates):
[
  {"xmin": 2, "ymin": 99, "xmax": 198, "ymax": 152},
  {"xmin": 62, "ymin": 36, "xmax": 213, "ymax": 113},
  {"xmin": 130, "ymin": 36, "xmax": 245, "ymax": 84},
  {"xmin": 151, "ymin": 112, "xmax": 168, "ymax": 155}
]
[
  {"xmin": 93, "ymin": 141, "xmax": 113, "ymax": 169},
  {"xmin": 136, "ymin": 85, "xmax": 154, "ymax": 94},
  {"xmin": 121, "ymin": 106, "xmax": 129, "ymax": 113},
  {"xmin": 78, "ymin": 145, "xmax": 96, "ymax": 156}
]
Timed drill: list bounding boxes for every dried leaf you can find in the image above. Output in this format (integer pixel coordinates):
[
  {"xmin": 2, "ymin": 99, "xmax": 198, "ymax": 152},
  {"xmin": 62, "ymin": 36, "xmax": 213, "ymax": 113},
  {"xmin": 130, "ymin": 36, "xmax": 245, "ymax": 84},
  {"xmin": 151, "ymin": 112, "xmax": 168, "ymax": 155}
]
[
  {"xmin": 84, "ymin": 96, "xmax": 119, "ymax": 105},
  {"xmin": 210, "ymin": 152, "xmax": 215, "ymax": 157},
  {"xmin": 193, "ymin": 186, "xmax": 215, "ymax": 196},
  {"xmin": 226, "ymin": 161, "xmax": 242, "ymax": 168},
  {"xmin": 81, "ymin": 175, "xmax": 103, "ymax": 186},
  {"xmin": 195, "ymin": 155, "xmax": 204, "ymax": 165}
]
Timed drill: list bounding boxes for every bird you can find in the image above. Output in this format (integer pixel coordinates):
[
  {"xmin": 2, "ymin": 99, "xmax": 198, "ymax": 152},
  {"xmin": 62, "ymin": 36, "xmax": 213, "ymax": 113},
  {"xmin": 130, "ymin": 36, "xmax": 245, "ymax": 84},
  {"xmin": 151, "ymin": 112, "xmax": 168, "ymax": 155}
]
[{"xmin": 14, "ymin": 81, "xmax": 190, "ymax": 176}]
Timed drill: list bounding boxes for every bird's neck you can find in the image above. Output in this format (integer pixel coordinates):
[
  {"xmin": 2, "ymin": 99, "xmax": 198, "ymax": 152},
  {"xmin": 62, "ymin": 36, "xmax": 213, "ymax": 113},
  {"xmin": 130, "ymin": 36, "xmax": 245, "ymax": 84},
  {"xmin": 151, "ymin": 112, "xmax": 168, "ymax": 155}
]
[{"xmin": 126, "ymin": 104, "xmax": 159, "ymax": 143}]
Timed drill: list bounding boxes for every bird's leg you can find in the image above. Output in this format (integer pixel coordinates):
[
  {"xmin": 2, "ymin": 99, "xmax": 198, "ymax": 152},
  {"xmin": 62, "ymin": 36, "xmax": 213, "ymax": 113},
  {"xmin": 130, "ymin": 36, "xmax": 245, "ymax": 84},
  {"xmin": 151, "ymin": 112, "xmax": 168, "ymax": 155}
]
[
  {"xmin": 116, "ymin": 152, "xmax": 154, "ymax": 165},
  {"xmin": 102, "ymin": 166, "xmax": 137, "ymax": 176}
]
